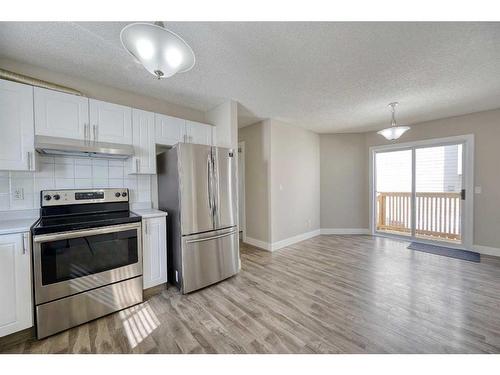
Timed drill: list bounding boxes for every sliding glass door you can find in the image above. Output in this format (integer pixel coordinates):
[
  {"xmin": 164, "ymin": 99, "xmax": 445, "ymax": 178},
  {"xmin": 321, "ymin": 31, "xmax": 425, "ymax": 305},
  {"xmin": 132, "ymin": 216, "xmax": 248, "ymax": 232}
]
[{"xmin": 372, "ymin": 137, "xmax": 471, "ymax": 248}]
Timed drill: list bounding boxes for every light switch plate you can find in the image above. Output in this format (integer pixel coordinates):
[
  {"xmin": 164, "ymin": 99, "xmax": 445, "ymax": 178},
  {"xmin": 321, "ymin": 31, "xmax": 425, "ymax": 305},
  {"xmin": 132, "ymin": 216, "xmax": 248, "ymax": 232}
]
[{"xmin": 474, "ymin": 186, "xmax": 482, "ymax": 194}]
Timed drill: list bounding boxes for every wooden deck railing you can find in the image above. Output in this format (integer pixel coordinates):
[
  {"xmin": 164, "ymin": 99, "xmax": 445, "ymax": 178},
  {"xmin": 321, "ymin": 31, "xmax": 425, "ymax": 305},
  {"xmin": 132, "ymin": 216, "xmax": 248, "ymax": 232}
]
[{"xmin": 376, "ymin": 192, "xmax": 461, "ymax": 241}]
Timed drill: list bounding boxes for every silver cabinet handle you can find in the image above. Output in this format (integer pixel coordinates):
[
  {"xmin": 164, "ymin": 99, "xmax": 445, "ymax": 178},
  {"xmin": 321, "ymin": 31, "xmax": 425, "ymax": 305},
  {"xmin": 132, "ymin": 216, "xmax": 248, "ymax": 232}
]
[
  {"xmin": 27, "ymin": 151, "xmax": 31, "ymax": 170},
  {"xmin": 136, "ymin": 158, "xmax": 140, "ymax": 173},
  {"xmin": 22, "ymin": 233, "xmax": 28, "ymax": 254},
  {"xmin": 144, "ymin": 222, "xmax": 148, "ymax": 235},
  {"xmin": 93, "ymin": 125, "xmax": 97, "ymax": 143},
  {"xmin": 96, "ymin": 124, "xmax": 99, "ymax": 142},
  {"xmin": 84, "ymin": 123, "xmax": 87, "ymax": 143}
]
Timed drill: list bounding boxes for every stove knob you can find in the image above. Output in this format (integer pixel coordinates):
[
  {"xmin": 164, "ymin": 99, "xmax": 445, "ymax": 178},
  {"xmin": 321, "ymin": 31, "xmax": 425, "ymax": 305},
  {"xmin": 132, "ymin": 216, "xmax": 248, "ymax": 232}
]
[
  {"xmin": 53, "ymin": 194, "xmax": 60, "ymax": 200},
  {"xmin": 121, "ymin": 191, "xmax": 127, "ymax": 197},
  {"xmin": 43, "ymin": 194, "xmax": 52, "ymax": 201},
  {"xmin": 115, "ymin": 192, "xmax": 121, "ymax": 198}
]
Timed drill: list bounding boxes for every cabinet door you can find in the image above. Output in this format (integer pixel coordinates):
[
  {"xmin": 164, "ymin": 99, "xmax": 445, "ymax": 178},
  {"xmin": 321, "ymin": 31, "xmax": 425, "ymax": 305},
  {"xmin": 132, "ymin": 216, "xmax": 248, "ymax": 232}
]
[
  {"xmin": 0, "ymin": 80, "xmax": 35, "ymax": 171},
  {"xmin": 34, "ymin": 87, "xmax": 88, "ymax": 140},
  {"xmin": 155, "ymin": 114, "xmax": 186, "ymax": 146},
  {"xmin": 142, "ymin": 217, "xmax": 167, "ymax": 289},
  {"xmin": 130, "ymin": 109, "xmax": 156, "ymax": 174},
  {"xmin": 186, "ymin": 121, "xmax": 213, "ymax": 145},
  {"xmin": 89, "ymin": 99, "xmax": 132, "ymax": 145},
  {"xmin": 0, "ymin": 233, "xmax": 33, "ymax": 338}
]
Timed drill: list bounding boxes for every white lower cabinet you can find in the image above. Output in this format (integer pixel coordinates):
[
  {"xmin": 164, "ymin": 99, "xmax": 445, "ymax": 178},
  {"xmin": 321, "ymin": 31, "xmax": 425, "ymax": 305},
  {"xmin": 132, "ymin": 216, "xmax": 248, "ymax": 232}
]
[
  {"xmin": 142, "ymin": 217, "xmax": 167, "ymax": 289},
  {"xmin": 0, "ymin": 233, "xmax": 33, "ymax": 338}
]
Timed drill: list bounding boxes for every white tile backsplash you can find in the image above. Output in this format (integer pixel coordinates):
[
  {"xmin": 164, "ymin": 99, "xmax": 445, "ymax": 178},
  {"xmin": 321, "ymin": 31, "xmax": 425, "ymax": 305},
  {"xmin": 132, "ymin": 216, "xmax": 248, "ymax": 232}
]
[
  {"xmin": 74, "ymin": 164, "xmax": 92, "ymax": 178},
  {"xmin": 0, "ymin": 155, "xmax": 152, "ymax": 211},
  {"xmin": 55, "ymin": 178, "xmax": 75, "ymax": 189},
  {"xmin": 109, "ymin": 166, "xmax": 124, "ymax": 179},
  {"xmin": 55, "ymin": 163, "xmax": 75, "ymax": 178},
  {"xmin": 0, "ymin": 178, "xmax": 10, "ymax": 194},
  {"xmin": 92, "ymin": 165, "xmax": 108, "ymax": 179},
  {"xmin": 74, "ymin": 178, "xmax": 93, "ymax": 189}
]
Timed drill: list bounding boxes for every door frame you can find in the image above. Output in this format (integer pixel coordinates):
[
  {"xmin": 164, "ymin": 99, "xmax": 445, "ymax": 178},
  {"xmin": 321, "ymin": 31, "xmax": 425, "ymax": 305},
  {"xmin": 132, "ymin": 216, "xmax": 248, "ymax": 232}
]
[
  {"xmin": 369, "ymin": 134, "xmax": 474, "ymax": 250},
  {"xmin": 238, "ymin": 141, "xmax": 246, "ymax": 242}
]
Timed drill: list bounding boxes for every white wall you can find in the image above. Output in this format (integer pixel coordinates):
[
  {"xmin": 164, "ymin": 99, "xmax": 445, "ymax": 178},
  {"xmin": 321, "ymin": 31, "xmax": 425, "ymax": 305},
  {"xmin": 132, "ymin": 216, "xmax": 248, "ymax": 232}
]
[{"xmin": 206, "ymin": 100, "xmax": 239, "ymax": 149}]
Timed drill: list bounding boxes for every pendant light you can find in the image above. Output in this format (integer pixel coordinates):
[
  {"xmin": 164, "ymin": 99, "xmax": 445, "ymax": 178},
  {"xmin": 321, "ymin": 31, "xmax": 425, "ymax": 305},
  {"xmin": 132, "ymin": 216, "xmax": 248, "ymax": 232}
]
[
  {"xmin": 377, "ymin": 102, "xmax": 410, "ymax": 140},
  {"xmin": 120, "ymin": 22, "xmax": 195, "ymax": 80}
]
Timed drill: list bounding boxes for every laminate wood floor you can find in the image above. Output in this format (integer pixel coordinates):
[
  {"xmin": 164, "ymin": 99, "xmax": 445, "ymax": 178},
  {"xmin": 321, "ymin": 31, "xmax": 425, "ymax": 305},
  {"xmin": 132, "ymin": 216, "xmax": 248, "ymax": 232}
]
[{"xmin": 3, "ymin": 235, "xmax": 500, "ymax": 354}]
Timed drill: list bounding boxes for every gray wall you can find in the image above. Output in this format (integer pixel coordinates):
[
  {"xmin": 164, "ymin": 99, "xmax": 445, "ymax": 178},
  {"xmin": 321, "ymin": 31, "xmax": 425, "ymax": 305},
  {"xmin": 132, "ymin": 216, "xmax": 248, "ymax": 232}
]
[
  {"xmin": 320, "ymin": 133, "xmax": 367, "ymax": 229},
  {"xmin": 319, "ymin": 108, "xmax": 500, "ymax": 248},
  {"xmin": 270, "ymin": 120, "xmax": 320, "ymax": 242},
  {"xmin": 364, "ymin": 109, "xmax": 500, "ymax": 249},
  {"xmin": 239, "ymin": 119, "xmax": 320, "ymax": 245}
]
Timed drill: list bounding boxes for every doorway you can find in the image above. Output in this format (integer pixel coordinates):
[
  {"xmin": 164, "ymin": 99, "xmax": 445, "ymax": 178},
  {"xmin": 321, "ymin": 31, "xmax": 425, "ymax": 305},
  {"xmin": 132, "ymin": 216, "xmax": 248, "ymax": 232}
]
[
  {"xmin": 369, "ymin": 135, "xmax": 474, "ymax": 249},
  {"xmin": 238, "ymin": 141, "xmax": 246, "ymax": 241}
]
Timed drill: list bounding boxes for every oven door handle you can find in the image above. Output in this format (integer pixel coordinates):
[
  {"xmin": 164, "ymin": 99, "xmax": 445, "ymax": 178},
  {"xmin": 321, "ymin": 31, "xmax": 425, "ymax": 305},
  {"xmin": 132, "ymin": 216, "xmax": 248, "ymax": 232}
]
[{"xmin": 33, "ymin": 222, "xmax": 141, "ymax": 243}]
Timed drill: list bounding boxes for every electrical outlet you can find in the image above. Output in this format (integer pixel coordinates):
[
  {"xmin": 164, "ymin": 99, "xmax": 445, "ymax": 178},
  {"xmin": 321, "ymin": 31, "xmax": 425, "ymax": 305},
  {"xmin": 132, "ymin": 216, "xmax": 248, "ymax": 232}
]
[{"xmin": 13, "ymin": 188, "xmax": 24, "ymax": 200}]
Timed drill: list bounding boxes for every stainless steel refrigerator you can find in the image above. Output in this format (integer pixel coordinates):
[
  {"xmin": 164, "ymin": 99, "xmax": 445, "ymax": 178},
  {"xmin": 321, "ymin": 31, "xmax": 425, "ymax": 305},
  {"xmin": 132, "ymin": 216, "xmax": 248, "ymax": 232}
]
[{"xmin": 157, "ymin": 143, "xmax": 240, "ymax": 293}]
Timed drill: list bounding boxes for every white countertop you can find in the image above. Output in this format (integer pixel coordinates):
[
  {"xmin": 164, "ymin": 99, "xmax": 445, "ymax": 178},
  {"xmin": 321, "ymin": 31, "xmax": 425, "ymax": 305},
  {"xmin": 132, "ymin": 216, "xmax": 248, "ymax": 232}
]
[
  {"xmin": 132, "ymin": 209, "xmax": 168, "ymax": 219},
  {"xmin": 0, "ymin": 218, "xmax": 38, "ymax": 235}
]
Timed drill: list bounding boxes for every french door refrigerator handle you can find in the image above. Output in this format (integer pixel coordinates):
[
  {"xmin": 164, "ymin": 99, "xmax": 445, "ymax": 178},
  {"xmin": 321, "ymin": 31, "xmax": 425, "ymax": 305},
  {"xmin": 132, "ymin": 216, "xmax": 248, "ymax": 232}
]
[
  {"xmin": 207, "ymin": 153, "xmax": 213, "ymax": 214},
  {"xmin": 185, "ymin": 229, "xmax": 238, "ymax": 244},
  {"xmin": 211, "ymin": 148, "xmax": 218, "ymax": 217}
]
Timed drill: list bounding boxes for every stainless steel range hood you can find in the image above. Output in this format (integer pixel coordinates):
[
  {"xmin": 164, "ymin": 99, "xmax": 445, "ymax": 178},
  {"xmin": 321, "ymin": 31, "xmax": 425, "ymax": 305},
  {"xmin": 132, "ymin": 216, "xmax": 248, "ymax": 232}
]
[{"xmin": 35, "ymin": 136, "xmax": 134, "ymax": 159}]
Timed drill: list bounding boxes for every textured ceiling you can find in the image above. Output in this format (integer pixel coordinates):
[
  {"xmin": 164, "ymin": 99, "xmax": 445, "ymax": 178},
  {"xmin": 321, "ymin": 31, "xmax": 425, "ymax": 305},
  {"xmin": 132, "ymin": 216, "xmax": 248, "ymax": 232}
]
[{"xmin": 0, "ymin": 22, "xmax": 499, "ymax": 133}]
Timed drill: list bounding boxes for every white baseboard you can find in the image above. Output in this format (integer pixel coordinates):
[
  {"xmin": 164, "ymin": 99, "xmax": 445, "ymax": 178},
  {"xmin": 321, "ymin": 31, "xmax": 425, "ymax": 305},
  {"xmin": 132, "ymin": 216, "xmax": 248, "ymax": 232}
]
[
  {"xmin": 473, "ymin": 244, "xmax": 500, "ymax": 257},
  {"xmin": 244, "ymin": 236, "xmax": 272, "ymax": 251},
  {"xmin": 271, "ymin": 229, "xmax": 321, "ymax": 251},
  {"xmin": 244, "ymin": 229, "xmax": 321, "ymax": 252},
  {"xmin": 320, "ymin": 228, "xmax": 370, "ymax": 235}
]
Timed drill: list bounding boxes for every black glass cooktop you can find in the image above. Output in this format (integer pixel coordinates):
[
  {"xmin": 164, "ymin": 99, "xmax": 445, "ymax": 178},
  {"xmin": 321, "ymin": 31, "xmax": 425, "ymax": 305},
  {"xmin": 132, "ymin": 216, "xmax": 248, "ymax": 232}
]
[{"xmin": 31, "ymin": 210, "xmax": 141, "ymax": 235}]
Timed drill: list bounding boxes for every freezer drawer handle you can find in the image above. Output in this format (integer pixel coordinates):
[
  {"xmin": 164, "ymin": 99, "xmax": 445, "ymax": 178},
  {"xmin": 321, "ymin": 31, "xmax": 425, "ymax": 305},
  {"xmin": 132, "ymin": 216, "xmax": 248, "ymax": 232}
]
[{"xmin": 186, "ymin": 229, "xmax": 238, "ymax": 244}]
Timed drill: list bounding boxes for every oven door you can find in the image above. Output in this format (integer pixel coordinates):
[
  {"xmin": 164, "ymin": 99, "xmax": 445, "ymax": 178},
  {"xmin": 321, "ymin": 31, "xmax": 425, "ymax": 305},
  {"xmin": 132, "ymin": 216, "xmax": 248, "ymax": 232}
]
[{"xmin": 33, "ymin": 222, "xmax": 142, "ymax": 305}]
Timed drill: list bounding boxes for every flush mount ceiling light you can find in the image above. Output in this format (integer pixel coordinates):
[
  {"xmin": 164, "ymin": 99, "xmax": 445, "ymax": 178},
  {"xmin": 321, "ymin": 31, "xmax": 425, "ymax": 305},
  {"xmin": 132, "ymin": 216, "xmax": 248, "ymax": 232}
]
[
  {"xmin": 377, "ymin": 102, "xmax": 410, "ymax": 140},
  {"xmin": 120, "ymin": 21, "xmax": 195, "ymax": 80}
]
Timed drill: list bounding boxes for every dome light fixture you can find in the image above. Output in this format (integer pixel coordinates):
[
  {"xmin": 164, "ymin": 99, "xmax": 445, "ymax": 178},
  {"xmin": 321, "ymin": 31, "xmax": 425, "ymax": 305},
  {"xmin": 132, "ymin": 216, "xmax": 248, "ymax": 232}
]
[
  {"xmin": 120, "ymin": 21, "xmax": 195, "ymax": 80},
  {"xmin": 377, "ymin": 102, "xmax": 410, "ymax": 140}
]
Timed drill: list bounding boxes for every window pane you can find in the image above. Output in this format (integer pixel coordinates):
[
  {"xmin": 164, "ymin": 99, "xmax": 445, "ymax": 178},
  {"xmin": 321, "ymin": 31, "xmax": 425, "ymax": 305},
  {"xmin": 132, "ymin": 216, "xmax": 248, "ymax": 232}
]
[
  {"xmin": 375, "ymin": 149, "xmax": 412, "ymax": 236},
  {"xmin": 415, "ymin": 144, "xmax": 462, "ymax": 243}
]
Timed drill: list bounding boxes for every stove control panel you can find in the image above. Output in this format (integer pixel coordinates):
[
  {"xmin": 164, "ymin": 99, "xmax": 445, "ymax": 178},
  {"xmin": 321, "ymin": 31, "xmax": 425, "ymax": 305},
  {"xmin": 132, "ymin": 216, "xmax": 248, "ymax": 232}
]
[{"xmin": 41, "ymin": 188, "xmax": 129, "ymax": 207}]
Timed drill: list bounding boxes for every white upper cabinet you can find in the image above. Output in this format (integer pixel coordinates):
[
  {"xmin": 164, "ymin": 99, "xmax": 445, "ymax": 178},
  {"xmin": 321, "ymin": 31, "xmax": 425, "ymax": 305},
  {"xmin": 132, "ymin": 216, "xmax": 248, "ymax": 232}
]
[
  {"xmin": 155, "ymin": 114, "xmax": 186, "ymax": 146},
  {"xmin": 142, "ymin": 216, "xmax": 167, "ymax": 289},
  {"xmin": 0, "ymin": 79, "xmax": 35, "ymax": 171},
  {"xmin": 0, "ymin": 233, "xmax": 33, "ymax": 338},
  {"xmin": 130, "ymin": 109, "xmax": 156, "ymax": 174},
  {"xmin": 34, "ymin": 87, "xmax": 89, "ymax": 140},
  {"xmin": 185, "ymin": 120, "xmax": 214, "ymax": 146},
  {"xmin": 89, "ymin": 99, "xmax": 132, "ymax": 145}
]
